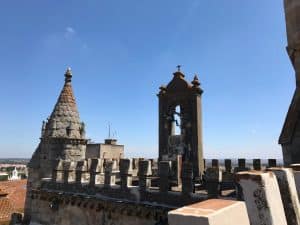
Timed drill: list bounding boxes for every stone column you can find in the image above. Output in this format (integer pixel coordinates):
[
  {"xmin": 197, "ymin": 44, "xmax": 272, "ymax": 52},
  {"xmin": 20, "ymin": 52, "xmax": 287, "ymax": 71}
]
[
  {"xmin": 159, "ymin": 161, "xmax": 171, "ymax": 193},
  {"xmin": 181, "ymin": 162, "xmax": 194, "ymax": 195},
  {"xmin": 267, "ymin": 167, "xmax": 300, "ymax": 225},
  {"xmin": 205, "ymin": 168, "xmax": 222, "ymax": 198},
  {"xmin": 236, "ymin": 171, "xmax": 287, "ymax": 225},
  {"xmin": 119, "ymin": 159, "xmax": 133, "ymax": 190},
  {"xmin": 168, "ymin": 199, "xmax": 250, "ymax": 225},
  {"xmin": 138, "ymin": 160, "xmax": 152, "ymax": 191}
]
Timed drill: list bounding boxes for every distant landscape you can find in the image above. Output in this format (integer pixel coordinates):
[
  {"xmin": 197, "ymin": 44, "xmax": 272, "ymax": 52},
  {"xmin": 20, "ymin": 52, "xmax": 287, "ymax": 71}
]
[{"xmin": 0, "ymin": 158, "xmax": 29, "ymax": 164}]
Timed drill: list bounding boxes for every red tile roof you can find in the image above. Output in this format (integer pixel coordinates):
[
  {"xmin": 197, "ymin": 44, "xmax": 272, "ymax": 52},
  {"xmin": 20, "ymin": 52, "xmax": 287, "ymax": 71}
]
[{"xmin": 0, "ymin": 180, "xmax": 27, "ymax": 222}]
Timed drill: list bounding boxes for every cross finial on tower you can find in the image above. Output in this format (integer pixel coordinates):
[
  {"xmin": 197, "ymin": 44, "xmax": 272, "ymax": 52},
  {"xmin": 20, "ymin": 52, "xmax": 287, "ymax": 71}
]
[
  {"xmin": 64, "ymin": 67, "xmax": 72, "ymax": 82},
  {"xmin": 176, "ymin": 65, "xmax": 182, "ymax": 72}
]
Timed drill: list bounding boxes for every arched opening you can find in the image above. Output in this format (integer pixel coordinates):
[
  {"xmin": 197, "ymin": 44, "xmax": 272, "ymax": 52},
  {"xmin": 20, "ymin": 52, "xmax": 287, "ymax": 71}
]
[{"xmin": 174, "ymin": 105, "xmax": 181, "ymax": 135}]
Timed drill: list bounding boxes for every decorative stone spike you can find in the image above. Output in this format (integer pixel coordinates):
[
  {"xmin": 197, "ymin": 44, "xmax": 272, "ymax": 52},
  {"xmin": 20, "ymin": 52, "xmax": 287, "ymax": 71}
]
[
  {"xmin": 138, "ymin": 160, "xmax": 152, "ymax": 191},
  {"xmin": 268, "ymin": 159, "xmax": 277, "ymax": 168},
  {"xmin": 234, "ymin": 158, "xmax": 249, "ymax": 173},
  {"xmin": 75, "ymin": 161, "xmax": 87, "ymax": 184},
  {"xmin": 224, "ymin": 159, "xmax": 232, "ymax": 173},
  {"xmin": 236, "ymin": 171, "xmax": 287, "ymax": 225},
  {"xmin": 67, "ymin": 161, "xmax": 76, "ymax": 183},
  {"xmin": 211, "ymin": 159, "xmax": 219, "ymax": 168},
  {"xmin": 253, "ymin": 159, "xmax": 261, "ymax": 170},
  {"xmin": 90, "ymin": 159, "xmax": 103, "ymax": 186},
  {"xmin": 205, "ymin": 168, "xmax": 222, "ymax": 198},
  {"xmin": 181, "ymin": 162, "xmax": 194, "ymax": 195},
  {"xmin": 54, "ymin": 160, "xmax": 64, "ymax": 183},
  {"xmin": 168, "ymin": 199, "xmax": 250, "ymax": 225},
  {"xmin": 119, "ymin": 159, "xmax": 133, "ymax": 190},
  {"xmin": 159, "ymin": 161, "xmax": 171, "ymax": 193},
  {"xmin": 104, "ymin": 161, "xmax": 115, "ymax": 187},
  {"xmin": 222, "ymin": 159, "xmax": 234, "ymax": 190},
  {"xmin": 63, "ymin": 161, "xmax": 71, "ymax": 184},
  {"xmin": 238, "ymin": 158, "xmax": 246, "ymax": 169},
  {"xmin": 267, "ymin": 167, "xmax": 300, "ymax": 225}
]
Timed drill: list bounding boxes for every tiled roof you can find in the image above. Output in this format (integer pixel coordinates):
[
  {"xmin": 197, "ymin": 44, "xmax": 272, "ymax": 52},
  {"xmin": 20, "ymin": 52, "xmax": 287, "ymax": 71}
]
[
  {"xmin": 0, "ymin": 179, "xmax": 27, "ymax": 222},
  {"xmin": 43, "ymin": 68, "xmax": 85, "ymax": 139},
  {"xmin": 0, "ymin": 197, "xmax": 14, "ymax": 222}
]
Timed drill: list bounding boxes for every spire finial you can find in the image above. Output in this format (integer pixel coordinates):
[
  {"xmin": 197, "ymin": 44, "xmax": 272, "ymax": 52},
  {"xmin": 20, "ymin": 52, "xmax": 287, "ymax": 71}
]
[
  {"xmin": 65, "ymin": 67, "xmax": 72, "ymax": 82},
  {"xmin": 192, "ymin": 74, "xmax": 200, "ymax": 86},
  {"xmin": 176, "ymin": 65, "xmax": 182, "ymax": 72}
]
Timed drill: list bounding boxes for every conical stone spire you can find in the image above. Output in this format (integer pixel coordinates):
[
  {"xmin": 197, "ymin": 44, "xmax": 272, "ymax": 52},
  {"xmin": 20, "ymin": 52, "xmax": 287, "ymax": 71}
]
[{"xmin": 43, "ymin": 67, "xmax": 85, "ymax": 139}]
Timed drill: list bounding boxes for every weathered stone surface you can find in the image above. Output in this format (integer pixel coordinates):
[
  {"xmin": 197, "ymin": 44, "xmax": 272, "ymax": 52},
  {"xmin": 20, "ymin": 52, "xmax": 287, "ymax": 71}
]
[
  {"xmin": 290, "ymin": 164, "xmax": 300, "ymax": 198},
  {"xmin": 28, "ymin": 192, "xmax": 167, "ymax": 225},
  {"xmin": 236, "ymin": 171, "xmax": 287, "ymax": 225},
  {"xmin": 168, "ymin": 199, "xmax": 250, "ymax": 225},
  {"xmin": 267, "ymin": 167, "xmax": 300, "ymax": 225}
]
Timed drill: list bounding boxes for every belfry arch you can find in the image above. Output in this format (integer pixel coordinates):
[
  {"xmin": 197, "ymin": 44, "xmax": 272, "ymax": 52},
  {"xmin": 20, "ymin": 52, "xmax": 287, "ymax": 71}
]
[{"xmin": 157, "ymin": 67, "xmax": 204, "ymax": 177}]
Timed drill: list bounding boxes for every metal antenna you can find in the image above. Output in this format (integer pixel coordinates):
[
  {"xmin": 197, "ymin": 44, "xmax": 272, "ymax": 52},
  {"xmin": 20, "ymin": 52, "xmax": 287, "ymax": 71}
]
[{"xmin": 108, "ymin": 122, "xmax": 111, "ymax": 139}]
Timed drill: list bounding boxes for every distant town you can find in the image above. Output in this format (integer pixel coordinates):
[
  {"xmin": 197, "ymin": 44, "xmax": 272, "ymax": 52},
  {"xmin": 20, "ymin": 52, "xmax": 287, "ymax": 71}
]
[{"xmin": 0, "ymin": 158, "xmax": 29, "ymax": 181}]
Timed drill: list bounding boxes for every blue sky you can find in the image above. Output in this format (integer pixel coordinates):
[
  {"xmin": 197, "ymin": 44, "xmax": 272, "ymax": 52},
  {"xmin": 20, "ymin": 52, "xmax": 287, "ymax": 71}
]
[{"xmin": 0, "ymin": 1, "xmax": 293, "ymax": 159}]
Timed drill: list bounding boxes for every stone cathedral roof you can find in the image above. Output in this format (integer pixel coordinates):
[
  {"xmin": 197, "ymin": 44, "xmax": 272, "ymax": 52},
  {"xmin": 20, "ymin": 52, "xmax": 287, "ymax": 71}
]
[
  {"xmin": 42, "ymin": 68, "xmax": 85, "ymax": 139},
  {"xmin": 279, "ymin": 88, "xmax": 300, "ymax": 144}
]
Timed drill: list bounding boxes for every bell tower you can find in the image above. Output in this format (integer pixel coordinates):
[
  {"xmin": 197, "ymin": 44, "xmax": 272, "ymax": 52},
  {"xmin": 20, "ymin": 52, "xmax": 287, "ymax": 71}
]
[{"xmin": 157, "ymin": 67, "xmax": 204, "ymax": 177}]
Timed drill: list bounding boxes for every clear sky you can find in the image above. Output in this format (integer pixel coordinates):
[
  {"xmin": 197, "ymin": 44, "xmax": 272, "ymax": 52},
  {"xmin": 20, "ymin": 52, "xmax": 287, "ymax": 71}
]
[{"xmin": 0, "ymin": 1, "xmax": 293, "ymax": 159}]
